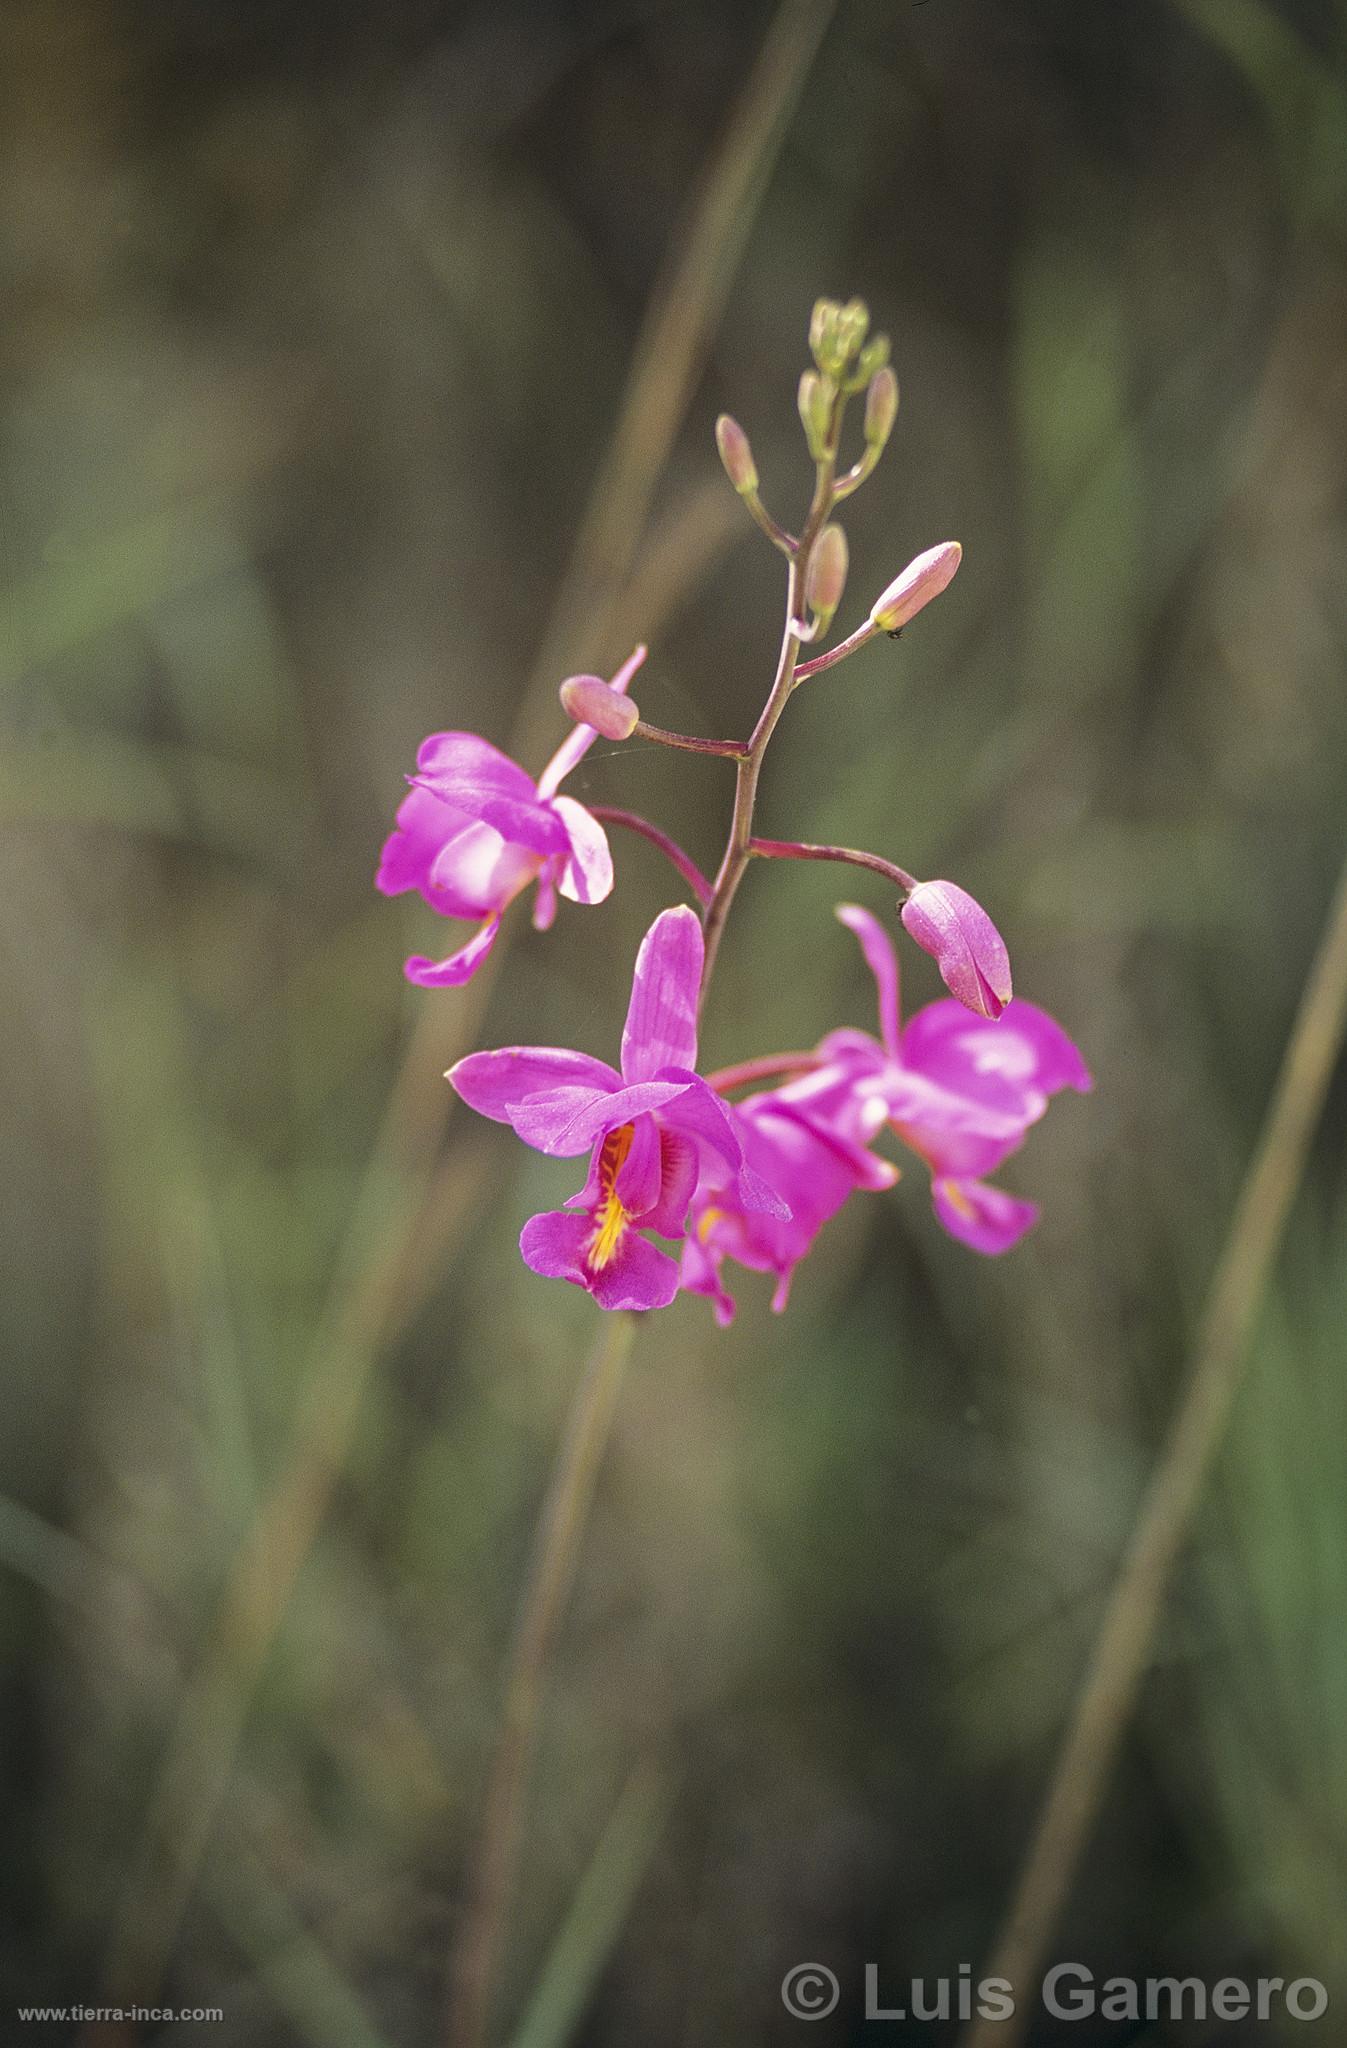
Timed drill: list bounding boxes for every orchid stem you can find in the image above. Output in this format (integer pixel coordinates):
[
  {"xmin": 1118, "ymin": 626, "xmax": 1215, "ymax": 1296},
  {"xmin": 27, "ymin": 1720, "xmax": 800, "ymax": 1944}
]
[
  {"xmin": 448, "ymin": 1311, "xmax": 637, "ymax": 2048},
  {"xmin": 698, "ymin": 383, "xmax": 848, "ymax": 1008},
  {"xmin": 742, "ymin": 488, "xmax": 798, "ymax": 555},
  {"xmin": 632, "ymin": 719, "xmax": 748, "ymax": 760},
  {"xmin": 793, "ymin": 616, "xmax": 879, "ymax": 680},
  {"xmin": 749, "ymin": 837, "xmax": 916, "ymax": 893},
  {"xmin": 959, "ymin": 845, "xmax": 1347, "ymax": 2048},
  {"xmin": 587, "ymin": 806, "xmax": 714, "ymax": 907},
  {"xmin": 707, "ymin": 1051, "xmax": 821, "ymax": 1093}
]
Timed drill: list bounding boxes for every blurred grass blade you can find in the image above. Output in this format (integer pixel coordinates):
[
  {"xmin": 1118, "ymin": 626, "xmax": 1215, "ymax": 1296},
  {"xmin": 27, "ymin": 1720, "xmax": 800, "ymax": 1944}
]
[
  {"xmin": 508, "ymin": 1765, "xmax": 670, "ymax": 2048},
  {"xmin": 206, "ymin": 1842, "xmax": 396, "ymax": 2048},
  {"xmin": 0, "ymin": 503, "xmax": 245, "ymax": 694}
]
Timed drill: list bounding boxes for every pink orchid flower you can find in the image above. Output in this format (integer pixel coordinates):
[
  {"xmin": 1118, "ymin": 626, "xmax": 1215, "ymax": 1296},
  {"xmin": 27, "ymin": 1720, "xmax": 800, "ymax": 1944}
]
[
  {"xmin": 448, "ymin": 906, "xmax": 788, "ymax": 1312},
  {"xmin": 682, "ymin": 1075, "xmax": 898, "ymax": 1327},
  {"xmin": 817, "ymin": 904, "xmax": 1091, "ymax": 1253},
  {"xmin": 376, "ymin": 647, "xmax": 645, "ymax": 987}
]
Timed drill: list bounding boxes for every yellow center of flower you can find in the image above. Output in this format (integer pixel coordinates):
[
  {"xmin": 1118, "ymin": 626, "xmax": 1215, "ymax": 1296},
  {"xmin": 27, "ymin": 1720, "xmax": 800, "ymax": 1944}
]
[{"xmin": 587, "ymin": 1124, "xmax": 635, "ymax": 1271}]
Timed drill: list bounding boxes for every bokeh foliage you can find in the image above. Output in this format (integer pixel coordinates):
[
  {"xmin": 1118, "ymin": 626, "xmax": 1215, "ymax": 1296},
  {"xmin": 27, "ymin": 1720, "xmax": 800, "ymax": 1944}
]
[{"xmin": 3, "ymin": 1, "xmax": 1347, "ymax": 2041}]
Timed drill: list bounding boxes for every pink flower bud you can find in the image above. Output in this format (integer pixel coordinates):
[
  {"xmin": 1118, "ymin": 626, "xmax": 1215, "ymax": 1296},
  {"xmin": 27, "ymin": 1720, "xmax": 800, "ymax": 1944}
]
[
  {"xmin": 715, "ymin": 414, "xmax": 758, "ymax": 495},
  {"xmin": 864, "ymin": 365, "xmax": 898, "ymax": 447},
  {"xmin": 869, "ymin": 541, "xmax": 962, "ymax": 632},
  {"xmin": 900, "ymin": 880, "xmax": 1012, "ymax": 1020},
  {"xmin": 805, "ymin": 523, "xmax": 848, "ymax": 622},
  {"xmin": 559, "ymin": 673, "xmax": 639, "ymax": 742}
]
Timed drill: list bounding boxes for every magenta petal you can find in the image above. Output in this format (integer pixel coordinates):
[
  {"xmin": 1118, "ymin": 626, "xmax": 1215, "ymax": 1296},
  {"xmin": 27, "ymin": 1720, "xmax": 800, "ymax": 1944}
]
[
  {"xmin": 620, "ymin": 906, "xmax": 703, "ymax": 1081},
  {"xmin": 414, "ymin": 732, "xmax": 537, "ymax": 801},
  {"xmin": 520, "ymin": 1210, "xmax": 593, "ymax": 1286},
  {"xmin": 901, "ymin": 881, "xmax": 1012, "ymax": 1020},
  {"xmin": 680, "ymin": 1232, "xmax": 737, "ymax": 1327},
  {"xmin": 428, "ymin": 820, "xmax": 542, "ymax": 917},
  {"xmin": 405, "ymin": 917, "xmax": 501, "ymax": 987},
  {"xmin": 661, "ymin": 1074, "xmax": 790, "ymax": 1218},
  {"xmin": 588, "ymin": 1231, "xmax": 681, "ymax": 1312},
  {"xmin": 448, "ymin": 1046, "xmax": 621, "ymax": 1126},
  {"xmin": 614, "ymin": 1111, "xmax": 662, "ymax": 1216},
  {"xmin": 900, "ymin": 1000, "xmax": 1090, "ymax": 1111},
  {"xmin": 521, "ymin": 1208, "xmax": 679, "ymax": 1311},
  {"xmin": 836, "ymin": 903, "xmax": 902, "ymax": 1056},
  {"xmin": 552, "ymin": 794, "xmax": 615, "ymax": 905},
  {"xmin": 551, "ymin": 1078, "xmax": 693, "ymax": 1154},
  {"xmin": 931, "ymin": 1176, "xmax": 1038, "ymax": 1254},
  {"xmin": 532, "ymin": 868, "xmax": 559, "ymax": 930},
  {"xmin": 643, "ymin": 1131, "xmax": 698, "ymax": 1237},
  {"xmin": 377, "ymin": 783, "xmax": 478, "ymax": 905},
  {"xmin": 473, "ymin": 794, "xmax": 572, "ymax": 857}
]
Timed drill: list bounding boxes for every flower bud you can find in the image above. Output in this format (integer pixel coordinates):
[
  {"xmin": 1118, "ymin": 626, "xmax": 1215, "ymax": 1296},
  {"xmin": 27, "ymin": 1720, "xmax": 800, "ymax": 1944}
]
[
  {"xmin": 715, "ymin": 413, "xmax": 758, "ymax": 496},
  {"xmin": 810, "ymin": 297, "xmax": 841, "ymax": 368},
  {"xmin": 797, "ymin": 370, "xmax": 830, "ymax": 459},
  {"xmin": 836, "ymin": 297, "xmax": 870, "ymax": 361},
  {"xmin": 869, "ymin": 541, "xmax": 962, "ymax": 632},
  {"xmin": 864, "ymin": 366, "xmax": 899, "ymax": 447},
  {"xmin": 900, "ymin": 880, "xmax": 1012, "ymax": 1020},
  {"xmin": 559, "ymin": 673, "xmax": 639, "ymax": 742},
  {"xmin": 805, "ymin": 523, "xmax": 848, "ymax": 625}
]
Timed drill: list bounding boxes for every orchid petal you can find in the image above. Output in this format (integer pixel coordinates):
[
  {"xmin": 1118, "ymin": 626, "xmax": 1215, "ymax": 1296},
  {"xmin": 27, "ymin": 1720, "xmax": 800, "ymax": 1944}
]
[
  {"xmin": 659, "ymin": 1072, "xmax": 790, "ymax": 1217},
  {"xmin": 520, "ymin": 1210, "xmax": 680, "ymax": 1311},
  {"xmin": 621, "ymin": 905, "xmax": 702, "ymax": 1081},
  {"xmin": 551, "ymin": 1078, "xmax": 693, "ymax": 1154},
  {"xmin": 614, "ymin": 1111, "xmax": 663, "ymax": 1216},
  {"xmin": 377, "ymin": 783, "xmax": 479, "ymax": 905},
  {"xmin": 447, "ymin": 1047, "xmax": 621, "ymax": 1129},
  {"xmin": 532, "ymin": 868, "xmax": 559, "ymax": 930},
  {"xmin": 405, "ymin": 917, "xmax": 501, "ymax": 987},
  {"xmin": 519, "ymin": 1209, "xmax": 593, "ymax": 1286},
  {"xmin": 904, "ymin": 998, "xmax": 1092, "ymax": 1099},
  {"xmin": 642, "ymin": 1131, "xmax": 699, "ymax": 1238},
  {"xmin": 552, "ymin": 794, "xmax": 615, "ymax": 905},
  {"xmin": 414, "ymin": 732, "xmax": 538, "ymax": 801},
  {"xmin": 473, "ymin": 794, "xmax": 572, "ymax": 856},
  {"xmin": 680, "ymin": 1231, "xmax": 738, "ymax": 1327},
  {"xmin": 931, "ymin": 1177, "xmax": 1038, "ymax": 1255},
  {"xmin": 836, "ymin": 903, "xmax": 901, "ymax": 1055},
  {"xmin": 428, "ymin": 820, "xmax": 542, "ymax": 917},
  {"xmin": 588, "ymin": 1231, "xmax": 682, "ymax": 1312}
]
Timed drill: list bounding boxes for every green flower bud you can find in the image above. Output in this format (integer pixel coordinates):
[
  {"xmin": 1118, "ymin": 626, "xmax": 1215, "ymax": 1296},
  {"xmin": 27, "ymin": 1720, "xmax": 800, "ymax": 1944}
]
[
  {"xmin": 810, "ymin": 297, "xmax": 841, "ymax": 368},
  {"xmin": 797, "ymin": 370, "xmax": 831, "ymax": 459}
]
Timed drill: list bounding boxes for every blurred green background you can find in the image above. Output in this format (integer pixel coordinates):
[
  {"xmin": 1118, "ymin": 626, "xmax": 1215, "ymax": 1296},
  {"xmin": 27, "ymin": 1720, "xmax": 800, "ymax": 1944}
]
[{"xmin": 4, "ymin": 0, "xmax": 1347, "ymax": 2041}]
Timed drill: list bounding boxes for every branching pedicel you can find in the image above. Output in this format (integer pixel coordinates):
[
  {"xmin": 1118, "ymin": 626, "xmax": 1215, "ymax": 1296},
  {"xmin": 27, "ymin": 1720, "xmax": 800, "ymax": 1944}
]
[{"xmin": 378, "ymin": 299, "xmax": 1091, "ymax": 1319}]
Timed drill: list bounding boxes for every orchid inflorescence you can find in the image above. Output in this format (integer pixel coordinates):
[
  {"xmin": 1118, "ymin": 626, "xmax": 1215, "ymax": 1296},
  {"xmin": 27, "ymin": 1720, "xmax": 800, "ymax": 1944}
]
[{"xmin": 378, "ymin": 299, "xmax": 1090, "ymax": 1320}]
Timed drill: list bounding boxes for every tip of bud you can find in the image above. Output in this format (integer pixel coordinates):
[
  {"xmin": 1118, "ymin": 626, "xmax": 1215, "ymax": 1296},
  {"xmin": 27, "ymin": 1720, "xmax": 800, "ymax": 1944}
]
[
  {"xmin": 805, "ymin": 523, "xmax": 849, "ymax": 623},
  {"xmin": 869, "ymin": 541, "xmax": 962, "ymax": 632},
  {"xmin": 559, "ymin": 673, "xmax": 640, "ymax": 742},
  {"xmin": 715, "ymin": 413, "xmax": 757, "ymax": 495}
]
